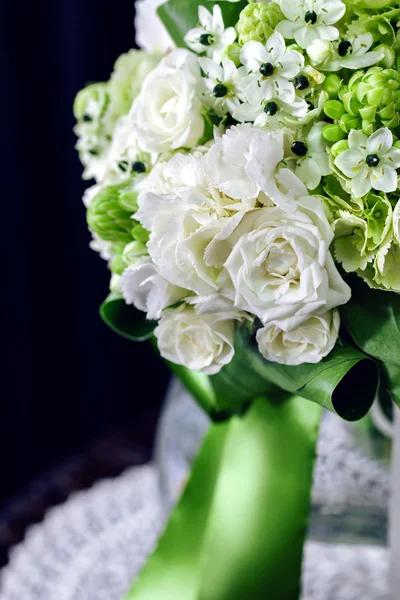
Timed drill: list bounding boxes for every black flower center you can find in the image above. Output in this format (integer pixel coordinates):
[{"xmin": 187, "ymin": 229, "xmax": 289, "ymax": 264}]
[
  {"xmin": 88, "ymin": 149, "xmax": 99, "ymax": 156},
  {"xmin": 304, "ymin": 10, "xmax": 317, "ymax": 24},
  {"xmin": 200, "ymin": 33, "xmax": 214, "ymax": 46},
  {"xmin": 83, "ymin": 114, "xmax": 93, "ymax": 122},
  {"xmin": 294, "ymin": 75, "xmax": 309, "ymax": 90},
  {"xmin": 264, "ymin": 101, "xmax": 278, "ymax": 116},
  {"xmin": 338, "ymin": 40, "xmax": 352, "ymax": 57},
  {"xmin": 366, "ymin": 154, "xmax": 380, "ymax": 167},
  {"xmin": 213, "ymin": 83, "xmax": 228, "ymax": 98},
  {"xmin": 132, "ymin": 161, "xmax": 146, "ymax": 174},
  {"xmin": 292, "ymin": 141, "xmax": 308, "ymax": 157},
  {"xmin": 259, "ymin": 62, "xmax": 275, "ymax": 77}
]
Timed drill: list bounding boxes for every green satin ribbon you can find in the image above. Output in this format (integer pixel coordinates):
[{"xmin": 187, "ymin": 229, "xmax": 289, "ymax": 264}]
[{"xmin": 125, "ymin": 396, "xmax": 321, "ymax": 600}]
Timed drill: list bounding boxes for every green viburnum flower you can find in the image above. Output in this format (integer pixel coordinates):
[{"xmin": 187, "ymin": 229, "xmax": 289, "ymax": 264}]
[
  {"xmin": 110, "ymin": 240, "xmax": 148, "ymax": 276},
  {"xmin": 87, "ymin": 184, "xmax": 135, "ymax": 244},
  {"xmin": 372, "ymin": 238, "xmax": 400, "ymax": 293},
  {"xmin": 333, "ymin": 211, "xmax": 375, "ymax": 272},
  {"xmin": 105, "ymin": 50, "xmax": 160, "ymax": 133},
  {"xmin": 237, "ymin": 2, "xmax": 284, "ymax": 46},
  {"xmin": 340, "ymin": 67, "xmax": 400, "ymax": 133},
  {"xmin": 323, "ymin": 175, "xmax": 364, "ymax": 217}
]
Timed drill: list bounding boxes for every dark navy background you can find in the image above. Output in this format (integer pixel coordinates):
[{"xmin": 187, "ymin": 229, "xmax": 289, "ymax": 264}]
[{"xmin": 0, "ymin": 1, "xmax": 169, "ymax": 503}]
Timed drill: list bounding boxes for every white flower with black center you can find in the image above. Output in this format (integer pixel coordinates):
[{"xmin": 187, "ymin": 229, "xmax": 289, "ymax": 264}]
[
  {"xmin": 308, "ymin": 33, "xmax": 385, "ymax": 71},
  {"xmin": 184, "ymin": 5, "xmax": 237, "ymax": 63},
  {"xmin": 240, "ymin": 32, "xmax": 304, "ymax": 105},
  {"xmin": 234, "ymin": 94, "xmax": 308, "ymax": 127},
  {"xmin": 199, "ymin": 57, "xmax": 245, "ymax": 117},
  {"xmin": 334, "ymin": 128, "xmax": 400, "ymax": 198},
  {"xmin": 291, "ymin": 122, "xmax": 331, "ymax": 191},
  {"xmin": 276, "ymin": 0, "xmax": 346, "ymax": 50}
]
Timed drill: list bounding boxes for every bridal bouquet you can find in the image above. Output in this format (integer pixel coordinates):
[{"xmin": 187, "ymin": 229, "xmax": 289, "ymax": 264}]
[{"xmin": 75, "ymin": 0, "xmax": 400, "ymax": 597}]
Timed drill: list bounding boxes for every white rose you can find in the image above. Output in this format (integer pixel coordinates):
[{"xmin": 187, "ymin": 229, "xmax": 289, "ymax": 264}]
[
  {"xmin": 130, "ymin": 49, "xmax": 205, "ymax": 154},
  {"xmin": 219, "ymin": 196, "xmax": 351, "ymax": 323},
  {"xmin": 256, "ymin": 310, "xmax": 340, "ymax": 366},
  {"xmin": 121, "ymin": 257, "xmax": 185, "ymax": 321},
  {"xmin": 138, "ymin": 188, "xmax": 241, "ymax": 295},
  {"xmin": 154, "ymin": 304, "xmax": 239, "ymax": 374},
  {"xmin": 134, "ymin": 0, "xmax": 175, "ymax": 53}
]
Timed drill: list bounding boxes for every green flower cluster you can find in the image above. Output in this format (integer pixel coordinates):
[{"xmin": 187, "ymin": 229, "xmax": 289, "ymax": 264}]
[
  {"xmin": 74, "ymin": 50, "xmax": 160, "ymax": 180},
  {"xmin": 323, "ymin": 176, "xmax": 400, "ymax": 292},
  {"xmin": 322, "ymin": 68, "xmax": 400, "ymax": 139},
  {"xmin": 236, "ymin": 2, "xmax": 284, "ymax": 45}
]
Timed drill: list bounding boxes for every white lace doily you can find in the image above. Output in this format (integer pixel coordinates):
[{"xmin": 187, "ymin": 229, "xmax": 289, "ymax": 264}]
[
  {"xmin": 0, "ymin": 382, "xmax": 391, "ymax": 600},
  {"xmin": 0, "ymin": 463, "xmax": 389, "ymax": 600}
]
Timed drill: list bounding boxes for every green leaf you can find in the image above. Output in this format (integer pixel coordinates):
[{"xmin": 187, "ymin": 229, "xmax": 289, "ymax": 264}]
[
  {"xmin": 157, "ymin": 0, "xmax": 247, "ymax": 48},
  {"xmin": 209, "ymin": 324, "xmax": 378, "ymax": 421},
  {"xmin": 100, "ymin": 293, "xmax": 156, "ymax": 341},
  {"xmin": 340, "ymin": 274, "xmax": 400, "ymax": 367},
  {"xmin": 125, "ymin": 397, "xmax": 321, "ymax": 600}
]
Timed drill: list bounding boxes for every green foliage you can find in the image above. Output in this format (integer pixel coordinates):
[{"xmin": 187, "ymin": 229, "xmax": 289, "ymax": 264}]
[{"xmin": 100, "ymin": 293, "xmax": 156, "ymax": 341}]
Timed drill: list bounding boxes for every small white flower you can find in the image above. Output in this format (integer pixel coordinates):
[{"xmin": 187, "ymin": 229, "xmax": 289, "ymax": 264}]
[
  {"xmin": 277, "ymin": 0, "xmax": 346, "ymax": 49},
  {"xmin": 104, "ymin": 116, "xmax": 153, "ymax": 183},
  {"xmin": 185, "ymin": 5, "xmax": 237, "ymax": 62},
  {"xmin": 334, "ymin": 128, "xmax": 400, "ymax": 198},
  {"xmin": 199, "ymin": 58, "xmax": 244, "ymax": 117},
  {"xmin": 130, "ymin": 49, "xmax": 204, "ymax": 154},
  {"xmin": 240, "ymin": 32, "xmax": 304, "ymax": 105},
  {"xmin": 256, "ymin": 310, "xmax": 340, "ymax": 366},
  {"xmin": 155, "ymin": 304, "xmax": 240, "ymax": 375},
  {"xmin": 293, "ymin": 122, "xmax": 331, "ymax": 190},
  {"xmin": 121, "ymin": 257, "xmax": 186, "ymax": 320},
  {"xmin": 308, "ymin": 33, "xmax": 385, "ymax": 71},
  {"xmin": 234, "ymin": 94, "xmax": 308, "ymax": 127}
]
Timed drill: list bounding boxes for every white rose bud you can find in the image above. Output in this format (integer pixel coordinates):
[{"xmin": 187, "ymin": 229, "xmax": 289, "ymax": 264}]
[
  {"xmin": 121, "ymin": 257, "xmax": 185, "ymax": 320},
  {"xmin": 155, "ymin": 304, "xmax": 238, "ymax": 375},
  {"xmin": 307, "ymin": 39, "xmax": 335, "ymax": 67},
  {"xmin": 256, "ymin": 310, "xmax": 340, "ymax": 366},
  {"xmin": 130, "ymin": 49, "xmax": 205, "ymax": 154}
]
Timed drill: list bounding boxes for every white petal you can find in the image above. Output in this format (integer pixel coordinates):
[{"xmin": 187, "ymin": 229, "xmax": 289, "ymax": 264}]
[
  {"xmin": 265, "ymin": 32, "xmax": 286, "ymax": 63},
  {"xmin": 352, "ymin": 172, "xmax": 372, "ymax": 198},
  {"xmin": 295, "ymin": 26, "xmax": 320, "ymax": 49},
  {"xmin": 199, "ymin": 57, "xmax": 223, "ymax": 80},
  {"xmin": 220, "ymin": 27, "xmax": 237, "ymax": 48},
  {"xmin": 342, "ymin": 50, "xmax": 385, "ymax": 70},
  {"xmin": 211, "ymin": 5, "xmax": 224, "ymax": 35},
  {"xmin": 321, "ymin": 1, "xmax": 346, "ymax": 25},
  {"xmin": 367, "ymin": 128, "xmax": 393, "ymax": 155},
  {"xmin": 316, "ymin": 25, "xmax": 340, "ymax": 42},
  {"xmin": 334, "ymin": 149, "xmax": 364, "ymax": 178},
  {"xmin": 351, "ymin": 33, "xmax": 373, "ymax": 54},
  {"xmin": 348, "ymin": 129, "xmax": 367, "ymax": 151},
  {"xmin": 240, "ymin": 41, "xmax": 268, "ymax": 71},
  {"xmin": 384, "ymin": 147, "xmax": 400, "ymax": 170},
  {"xmin": 280, "ymin": 0, "xmax": 303, "ymax": 20},
  {"xmin": 371, "ymin": 165, "xmax": 398, "ymax": 193},
  {"xmin": 278, "ymin": 50, "xmax": 304, "ymax": 78},
  {"xmin": 296, "ymin": 157, "xmax": 322, "ymax": 190},
  {"xmin": 276, "ymin": 20, "xmax": 301, "ymax": 41},
  {"xmin": 233, "ymin": 101, "xmax": 260, "ymax": 122},
  {"xmin": 198, "ymin": 5, "xmax": 213, "ymax": 30},
  {"xmin": 274, "ymin": 78, "xmax": 296, "ymax": 103}
]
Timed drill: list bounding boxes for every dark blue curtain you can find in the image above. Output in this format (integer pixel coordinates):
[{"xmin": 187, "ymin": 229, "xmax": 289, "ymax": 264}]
[{"xmin": 1, "ymin": 1, "xmax": 169, "ymax": 502}]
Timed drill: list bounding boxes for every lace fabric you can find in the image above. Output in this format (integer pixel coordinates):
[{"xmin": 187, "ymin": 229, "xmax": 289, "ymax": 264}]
[{"xmin": 0, "ymin": 383, "xmax": 391, "ymax": 599}]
